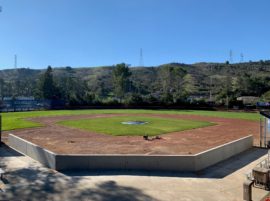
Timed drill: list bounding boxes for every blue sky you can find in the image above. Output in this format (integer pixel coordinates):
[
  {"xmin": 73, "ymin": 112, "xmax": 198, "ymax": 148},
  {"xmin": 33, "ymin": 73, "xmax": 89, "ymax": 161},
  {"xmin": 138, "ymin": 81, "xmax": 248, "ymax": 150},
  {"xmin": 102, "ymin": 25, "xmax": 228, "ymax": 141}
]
[{"xmin": 0, "ymin": 0, "xmax": 269, "ymax": 69}]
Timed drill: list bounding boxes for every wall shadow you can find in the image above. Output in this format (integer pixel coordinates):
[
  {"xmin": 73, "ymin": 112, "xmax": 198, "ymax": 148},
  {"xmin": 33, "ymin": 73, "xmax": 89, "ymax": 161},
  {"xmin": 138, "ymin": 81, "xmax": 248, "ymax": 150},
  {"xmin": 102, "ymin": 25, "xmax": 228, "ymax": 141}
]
[
  {"xmin": 2, "ymin": 145, "xmax": 267, "ymax": 180},
  {"xmin": 0, "ymin": 146, "xmax": 267, "ymax": 200},
  {"xmin": 63, "ymin": 147, "xmax": 268, "ymax": 179},
  {"xmin": 0, "ymin": 144, "xmax": 23, "ymax": 157},
  {"xmin": 197, "ymin": 147, "xmax": 267, "ymax": 178},
  {"xmin": 0, "ymin": 146, "xmax": 158, "ymax": 201}
]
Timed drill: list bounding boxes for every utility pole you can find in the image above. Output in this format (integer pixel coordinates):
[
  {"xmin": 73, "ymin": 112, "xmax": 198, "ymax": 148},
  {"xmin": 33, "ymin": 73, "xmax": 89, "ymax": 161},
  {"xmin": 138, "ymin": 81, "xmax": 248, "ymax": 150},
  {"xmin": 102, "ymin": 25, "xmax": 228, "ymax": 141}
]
[
  {"xmin": 240, "ymin": 53, "xmax": 244, "ymax": 63},
  {"xmin": 14, "ymin": 54, "xmax": 17, "ymax": 69},
  {"xmin": 226, "ymin": 65, "xmax": 230, "ymax": 110},
  {"xmin": 225, "ymin": 67, "xmax": 229, "ymax": 110},
  {"xmin": 209, "ymin": 65, "xmax": 213, "ymax": 102},
  {"xmin": 229, "ymin": 49, "xmax": 233, "ymax": 64},
  {"xmin": 139, "ymin": 48, "xmax": 144, "ymax": 67}
]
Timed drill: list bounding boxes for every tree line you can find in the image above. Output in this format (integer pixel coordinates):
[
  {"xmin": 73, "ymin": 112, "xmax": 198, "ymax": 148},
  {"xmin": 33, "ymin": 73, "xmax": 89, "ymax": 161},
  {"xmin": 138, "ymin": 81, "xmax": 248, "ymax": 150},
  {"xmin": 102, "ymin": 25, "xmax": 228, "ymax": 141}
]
[{"xmin": 1, "ymin": 61, "xmax": 270, "ymax": 108}]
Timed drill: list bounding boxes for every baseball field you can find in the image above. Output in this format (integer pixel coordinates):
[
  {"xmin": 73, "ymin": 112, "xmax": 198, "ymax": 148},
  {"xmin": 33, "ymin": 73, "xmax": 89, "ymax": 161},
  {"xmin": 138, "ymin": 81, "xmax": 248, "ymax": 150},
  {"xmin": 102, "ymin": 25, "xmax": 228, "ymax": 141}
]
[{"xmin": 2, "ymin": 109, "xmax": 259, "ymax": 155}]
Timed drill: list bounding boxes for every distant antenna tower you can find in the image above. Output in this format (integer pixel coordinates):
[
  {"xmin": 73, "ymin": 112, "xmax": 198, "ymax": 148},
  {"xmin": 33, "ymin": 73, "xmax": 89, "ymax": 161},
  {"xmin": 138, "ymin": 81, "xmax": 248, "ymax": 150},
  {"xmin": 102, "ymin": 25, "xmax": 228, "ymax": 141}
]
[
  {"xmin": 14, "ymin": 54, "xmax": 17, "ymax": 68},
  {"xmin": 139, "ymin": 48, "xmax": 144, "ymax": 67},
  {"xmin": 240, "ymin": 53, "xmax": 244, "ymax": 63},
  {"xmin": 229, "ymin": 49, "xmax": 233, "ymax": 64}
]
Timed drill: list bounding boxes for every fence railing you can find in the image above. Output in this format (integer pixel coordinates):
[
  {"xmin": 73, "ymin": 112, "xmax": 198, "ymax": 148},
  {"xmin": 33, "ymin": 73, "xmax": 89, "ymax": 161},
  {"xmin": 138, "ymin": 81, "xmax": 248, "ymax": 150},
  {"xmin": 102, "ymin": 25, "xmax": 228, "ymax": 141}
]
[{"xmin": 0, "ymin": 99, "xmax": 65, "ymax": 112}]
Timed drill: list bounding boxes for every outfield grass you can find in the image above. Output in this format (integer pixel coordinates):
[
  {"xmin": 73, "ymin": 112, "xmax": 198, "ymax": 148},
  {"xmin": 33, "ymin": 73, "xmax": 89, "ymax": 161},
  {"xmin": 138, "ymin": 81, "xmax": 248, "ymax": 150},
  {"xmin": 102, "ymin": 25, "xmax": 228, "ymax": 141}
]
[
  {"xmin": 58, "ymin": 116, "xmax": 214, "ymax": 136},
  {"xmin": 1, "ymin": 109, "xmax": 260, "ymax": 131}
]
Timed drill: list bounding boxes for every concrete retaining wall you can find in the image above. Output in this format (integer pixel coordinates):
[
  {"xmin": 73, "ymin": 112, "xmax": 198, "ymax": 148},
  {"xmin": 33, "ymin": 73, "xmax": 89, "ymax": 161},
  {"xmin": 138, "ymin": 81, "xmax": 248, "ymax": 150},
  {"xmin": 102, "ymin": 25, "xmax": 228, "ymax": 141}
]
[
  {"xmin": 194, "ymin": 135, "xmax": 253, "ymax": 171},
  {"xmin": 55, "ymin": 155, "xmax": 195, "ymax": 171},
  {"xmin": 9, "ymin": 134, "xmax": 56, "ymax": 169},
  {"xmin": 8, "ymin": 134, "xmax": 253, "ymax": 172}
]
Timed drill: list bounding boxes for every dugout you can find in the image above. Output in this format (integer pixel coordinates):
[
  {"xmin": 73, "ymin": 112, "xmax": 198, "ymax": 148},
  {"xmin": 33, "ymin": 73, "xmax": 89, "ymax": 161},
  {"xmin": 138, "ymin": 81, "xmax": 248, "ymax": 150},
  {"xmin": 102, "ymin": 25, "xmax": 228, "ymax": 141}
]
[{"xmin": 260, "ymin": 111, "xmax": 270, "ymax": 148}]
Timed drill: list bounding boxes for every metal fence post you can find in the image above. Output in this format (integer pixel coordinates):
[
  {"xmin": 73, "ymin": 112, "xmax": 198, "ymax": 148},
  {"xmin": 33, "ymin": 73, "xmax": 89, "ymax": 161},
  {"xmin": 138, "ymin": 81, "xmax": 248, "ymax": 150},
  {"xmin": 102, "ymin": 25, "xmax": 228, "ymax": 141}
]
[
  {"xmin": 260, "ymin": 116, "xmax": 262, "ymax": 147},
  {"xmin": 243, "ymin": 180, "xmax": 254, "ymax": 201},
  {"xmin": 0, "ymin": 114, "xmax": 2, "ymax": 145},
  {"xmin": 265, "ymin": 117, "xmax": 267, "ymax": 148}
]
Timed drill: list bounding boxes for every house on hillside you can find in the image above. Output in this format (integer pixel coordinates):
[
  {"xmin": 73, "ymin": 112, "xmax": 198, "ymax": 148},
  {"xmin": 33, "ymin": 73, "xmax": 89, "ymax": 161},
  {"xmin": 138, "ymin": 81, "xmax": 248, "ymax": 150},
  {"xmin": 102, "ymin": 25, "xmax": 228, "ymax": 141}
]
[{"xmin": 236, "ymin": 96, "xmax": 259, "ymax": 106}]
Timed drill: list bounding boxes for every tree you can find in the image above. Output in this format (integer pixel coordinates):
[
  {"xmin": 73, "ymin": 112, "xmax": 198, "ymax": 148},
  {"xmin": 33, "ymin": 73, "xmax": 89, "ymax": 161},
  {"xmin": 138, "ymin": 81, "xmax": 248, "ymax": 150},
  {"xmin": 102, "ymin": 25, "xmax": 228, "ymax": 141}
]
[
  {"xmin": 183, "ymin": 74, "xmax": 196, "ymax": 97},
  {"xmin": 159, "ymin": 65, "xmax": 186, "ymax": 104},
  {"xmin": 261, "ymin": 90, "xmax": 270, "ymax": 102},
  {"xmin": 89, "ymin": 76, "xmax": 107, "ymax": 98},
  {"xmin": 0, "ymin": 78, "xmax": 4, "ymax": 100},
  {"xmin": 112, "ymin": 63, "xmax": 132, "ymax": 102},
  {"xmin": 37, "ymin": 66, "xmax": 58, "ymax": 99},
  {"xmin": 58, "ymin": 67, "xmax": 76, "ymax": 102}
]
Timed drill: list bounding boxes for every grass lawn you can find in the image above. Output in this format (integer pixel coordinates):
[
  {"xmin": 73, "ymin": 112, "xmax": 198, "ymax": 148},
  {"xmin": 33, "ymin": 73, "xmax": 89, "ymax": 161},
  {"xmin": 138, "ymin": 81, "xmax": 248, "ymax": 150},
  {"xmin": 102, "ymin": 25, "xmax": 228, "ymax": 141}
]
[
  {"xmin": 0, "ymin": 109, "xmax": 260, "ymax": 131},
  {"xmin": 58, "ymin": 116, "xmax": 215, "ymax": 136}
]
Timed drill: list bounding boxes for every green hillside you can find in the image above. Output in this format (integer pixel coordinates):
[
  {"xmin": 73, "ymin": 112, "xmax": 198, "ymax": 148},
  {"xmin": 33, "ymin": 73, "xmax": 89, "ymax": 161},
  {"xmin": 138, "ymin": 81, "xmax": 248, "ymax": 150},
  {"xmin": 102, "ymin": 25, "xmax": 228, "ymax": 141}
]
[{"xmin": 1, "ymin": 60, "xmax": 270, "ymax": 106}]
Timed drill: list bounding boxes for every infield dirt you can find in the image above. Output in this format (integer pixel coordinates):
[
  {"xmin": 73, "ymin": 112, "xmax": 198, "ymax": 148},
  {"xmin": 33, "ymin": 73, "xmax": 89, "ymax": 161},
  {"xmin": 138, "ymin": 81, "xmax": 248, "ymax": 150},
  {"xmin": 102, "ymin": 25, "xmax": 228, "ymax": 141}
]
[{"xmin": 4, "ymin": 113, "xmax": 258, "ymax": 155}]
